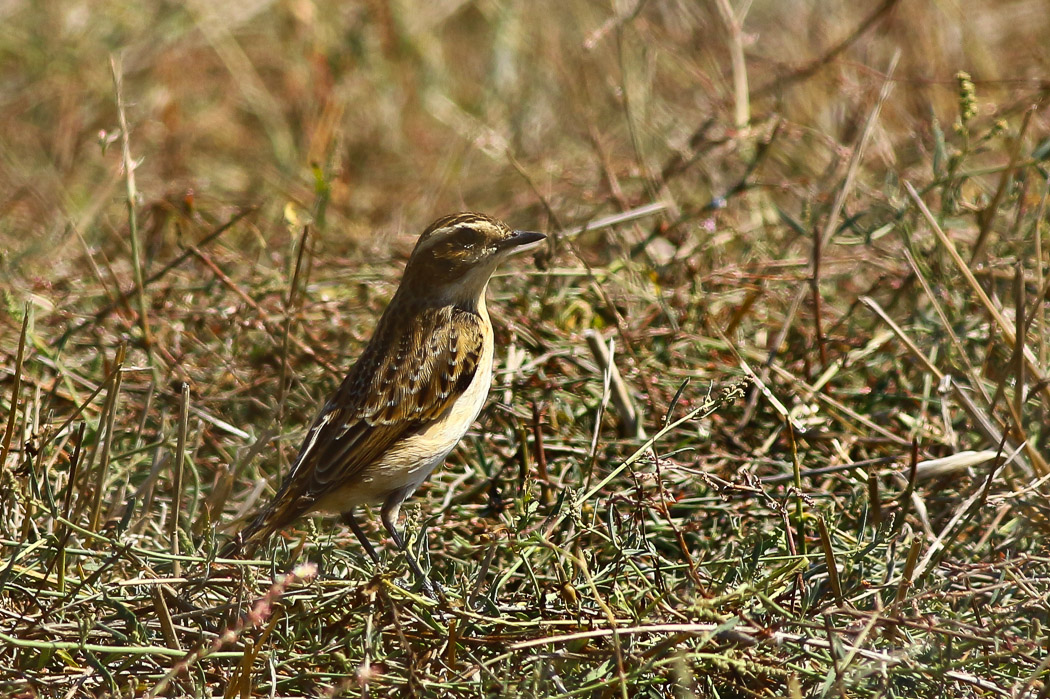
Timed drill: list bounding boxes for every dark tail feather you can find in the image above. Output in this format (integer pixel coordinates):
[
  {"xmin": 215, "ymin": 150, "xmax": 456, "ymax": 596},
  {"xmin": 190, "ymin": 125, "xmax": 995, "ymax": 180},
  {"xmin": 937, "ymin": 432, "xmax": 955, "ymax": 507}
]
[{"xmin": 218, "ymin": 509, "xmax": 277, "ymax": 559}]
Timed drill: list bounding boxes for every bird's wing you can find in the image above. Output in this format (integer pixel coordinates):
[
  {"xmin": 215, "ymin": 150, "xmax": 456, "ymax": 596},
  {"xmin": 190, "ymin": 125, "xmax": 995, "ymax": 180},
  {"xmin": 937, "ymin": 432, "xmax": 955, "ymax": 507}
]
[{"xmin": 264, "ymin": 304, "xmax": 486, "ymax": 525}]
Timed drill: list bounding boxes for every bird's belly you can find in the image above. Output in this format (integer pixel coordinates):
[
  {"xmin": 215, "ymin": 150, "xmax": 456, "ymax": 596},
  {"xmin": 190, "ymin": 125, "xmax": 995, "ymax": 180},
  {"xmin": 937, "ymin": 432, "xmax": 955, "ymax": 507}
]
[{"xmin": 314, "ymin": 337, "xmax": 494, "ymax": 513}]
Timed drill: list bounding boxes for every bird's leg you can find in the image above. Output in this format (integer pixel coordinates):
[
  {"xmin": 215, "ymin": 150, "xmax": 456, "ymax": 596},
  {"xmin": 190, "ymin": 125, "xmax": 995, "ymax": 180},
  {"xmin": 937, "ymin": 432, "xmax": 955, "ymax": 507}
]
[
  {"xmin": 341, "ymin": 510, "xmax": 381, "ymax": 566},
  {"xmin": 380, "ymin": 497, "xmax": 439, "ymax": 598}
]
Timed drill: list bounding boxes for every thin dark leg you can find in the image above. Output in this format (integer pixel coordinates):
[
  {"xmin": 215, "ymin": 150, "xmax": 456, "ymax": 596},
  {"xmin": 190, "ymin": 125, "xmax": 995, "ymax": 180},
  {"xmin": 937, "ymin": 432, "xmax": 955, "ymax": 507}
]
[
  {"xmin": 341, "ymin": 510, "xmax": 381, "ymax": 565},
  {"xmin": 380, "ymin": 499, "xmax": 436, "ymax": 597}
]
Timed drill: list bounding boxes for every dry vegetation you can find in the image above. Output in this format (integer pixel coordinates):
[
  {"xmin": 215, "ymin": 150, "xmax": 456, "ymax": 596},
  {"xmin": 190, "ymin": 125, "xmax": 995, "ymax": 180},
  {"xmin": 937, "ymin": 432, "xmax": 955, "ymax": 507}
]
[{"xmin": 2, "ymin": 0, "xmax": 1050, "ymax": 696}]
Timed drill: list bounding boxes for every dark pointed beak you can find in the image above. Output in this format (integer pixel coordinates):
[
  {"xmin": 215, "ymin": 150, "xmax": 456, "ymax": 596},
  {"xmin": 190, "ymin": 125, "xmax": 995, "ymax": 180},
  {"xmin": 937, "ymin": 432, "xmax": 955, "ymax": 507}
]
[{"xmin": 501, "ymin": 230, "xmax": 546, "ymax": 250}]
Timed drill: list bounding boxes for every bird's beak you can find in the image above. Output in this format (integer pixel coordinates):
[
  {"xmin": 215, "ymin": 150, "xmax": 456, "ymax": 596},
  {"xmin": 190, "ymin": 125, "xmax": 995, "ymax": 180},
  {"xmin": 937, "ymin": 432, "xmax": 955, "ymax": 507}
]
[{"xmin": 501, "ymin": 230, "xmax": 546, "ymax": 250}]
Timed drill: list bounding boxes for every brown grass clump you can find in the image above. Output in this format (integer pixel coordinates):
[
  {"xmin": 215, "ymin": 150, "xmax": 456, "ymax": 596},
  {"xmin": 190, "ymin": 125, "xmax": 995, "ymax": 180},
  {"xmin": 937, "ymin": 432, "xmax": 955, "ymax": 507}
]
[{"xmin": 2, "ymin": 1, "xmax": 1049, "ymax": 696}]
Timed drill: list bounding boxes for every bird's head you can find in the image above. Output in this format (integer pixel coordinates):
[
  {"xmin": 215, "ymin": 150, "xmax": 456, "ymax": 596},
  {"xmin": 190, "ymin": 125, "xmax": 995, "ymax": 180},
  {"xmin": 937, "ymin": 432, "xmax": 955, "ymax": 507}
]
[{"xmin": 400, "ymin": 212, "xmax": 545, "ymax": 306}]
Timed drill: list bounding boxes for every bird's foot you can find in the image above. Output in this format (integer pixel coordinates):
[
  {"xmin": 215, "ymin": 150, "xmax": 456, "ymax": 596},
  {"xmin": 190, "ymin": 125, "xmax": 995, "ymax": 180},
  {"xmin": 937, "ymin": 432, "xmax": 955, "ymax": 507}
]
[
  {"xmin": 394, "ymin": 574, "xmax": 444, "ymax": 601},
  {"xmin": 420, "ymin": 577, "xmax": 446, "ymax": 602}
]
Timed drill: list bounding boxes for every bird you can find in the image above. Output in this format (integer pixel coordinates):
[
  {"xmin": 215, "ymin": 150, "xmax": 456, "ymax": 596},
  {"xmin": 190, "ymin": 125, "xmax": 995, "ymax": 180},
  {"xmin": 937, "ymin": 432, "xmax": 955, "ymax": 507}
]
[{"xmin": 224, "ymin": 212, "xmax": 545, "ymax": 593}]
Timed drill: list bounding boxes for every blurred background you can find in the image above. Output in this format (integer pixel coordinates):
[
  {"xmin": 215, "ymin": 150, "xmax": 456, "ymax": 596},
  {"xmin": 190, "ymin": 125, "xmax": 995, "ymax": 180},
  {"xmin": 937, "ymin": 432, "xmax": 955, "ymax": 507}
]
[
  {"xmin": 3, "ymin": 0, "xmax": 1048, "ymax": 270},
  {"xmin": 2, "ymin": 1, "xmax": 1050, "ymax": 696}
]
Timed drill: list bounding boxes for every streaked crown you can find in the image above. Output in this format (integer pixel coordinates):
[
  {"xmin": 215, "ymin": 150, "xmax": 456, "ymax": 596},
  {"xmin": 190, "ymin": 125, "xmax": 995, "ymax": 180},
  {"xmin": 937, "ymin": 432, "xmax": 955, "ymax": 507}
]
[{"xmin": 400, "ymin": 212, "xmax": 544, "ymax": 300}]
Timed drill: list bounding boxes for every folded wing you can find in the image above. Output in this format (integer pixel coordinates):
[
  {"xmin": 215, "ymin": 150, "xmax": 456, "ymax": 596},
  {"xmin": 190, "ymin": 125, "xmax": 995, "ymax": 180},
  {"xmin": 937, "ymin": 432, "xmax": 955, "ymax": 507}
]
[{"xmin": 232, "ymin": 304, "xmax": 484, "ymax": 552}]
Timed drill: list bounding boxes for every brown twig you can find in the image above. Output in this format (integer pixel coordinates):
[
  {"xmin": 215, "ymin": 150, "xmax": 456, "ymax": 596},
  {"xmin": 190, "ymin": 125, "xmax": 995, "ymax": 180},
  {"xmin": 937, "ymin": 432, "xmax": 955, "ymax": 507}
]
[
  {"xmin": 753, "ymin": 0, "xmax": 902, "ymax": 98},
  {"xmin": 55, "ymin": 207, "xmax": 256, "ymax": 347}
]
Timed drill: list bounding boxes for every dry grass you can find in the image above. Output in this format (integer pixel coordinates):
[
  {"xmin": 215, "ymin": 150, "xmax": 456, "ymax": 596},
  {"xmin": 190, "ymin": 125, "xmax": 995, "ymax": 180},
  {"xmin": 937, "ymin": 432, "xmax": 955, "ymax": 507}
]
[{"xmin": 2, "ymin": 1, "xmax": 1050, "ymax": 696}]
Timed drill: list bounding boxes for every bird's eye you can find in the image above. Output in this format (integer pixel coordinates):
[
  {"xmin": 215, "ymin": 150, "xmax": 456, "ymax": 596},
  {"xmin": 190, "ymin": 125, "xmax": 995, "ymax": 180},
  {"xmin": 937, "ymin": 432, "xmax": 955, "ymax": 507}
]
[{"xmin": 448, "ymin": 227, "xmax": 477, "ymax": 249}]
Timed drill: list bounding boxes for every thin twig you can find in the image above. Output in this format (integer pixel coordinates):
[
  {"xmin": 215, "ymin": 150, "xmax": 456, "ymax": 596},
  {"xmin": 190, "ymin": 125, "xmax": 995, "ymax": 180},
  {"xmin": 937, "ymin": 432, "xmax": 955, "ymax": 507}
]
[
  {"xmin": 56, "ymin": 208, "xmax": 255, "ymax": 347},
  {"xmin": 713, "ymin": 0, "xmax": 751, "ymax": 131},
  {"xmin": 171, "ymin": 382, "xmax": 190, "ymax": 577},
  {"xmin": 0, "ymin": 304, "xmax": 29, "ymax": 471},
  {"xmin": 905, "ymin": 180, "xmax": 1050, "ymax": 462},
  {"xmin": 584, "ymin": 330, "xmax": 645, "ymax": 439},
  {"xmin": 110, "ymin": 55, "xmax": 152, "ymax": 360},
  {"xmin": 87, "ymin": 342, "xmax": 126, "ymax": 532},
  {"xmin": 753, "ymin": 0, "xmax": 902, "ymax": 98}
]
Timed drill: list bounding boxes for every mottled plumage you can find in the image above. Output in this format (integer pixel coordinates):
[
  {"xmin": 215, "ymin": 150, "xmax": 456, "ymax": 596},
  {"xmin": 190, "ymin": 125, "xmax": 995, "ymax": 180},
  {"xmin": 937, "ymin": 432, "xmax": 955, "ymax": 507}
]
[
  {"xmin": 226, "ymin": 212, "xmax": 543, "ymax": 592},
  {"xmin": 245, "ymin": 303, "xmax": 485, "ymax": 536}
]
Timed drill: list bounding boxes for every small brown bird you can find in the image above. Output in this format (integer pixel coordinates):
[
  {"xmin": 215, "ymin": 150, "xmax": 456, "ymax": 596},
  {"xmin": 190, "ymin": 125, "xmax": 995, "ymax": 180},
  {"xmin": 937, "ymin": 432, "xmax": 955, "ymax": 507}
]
[{"xmin": 227, "ymin": 212, "xmax": 544, "ymax": 592}]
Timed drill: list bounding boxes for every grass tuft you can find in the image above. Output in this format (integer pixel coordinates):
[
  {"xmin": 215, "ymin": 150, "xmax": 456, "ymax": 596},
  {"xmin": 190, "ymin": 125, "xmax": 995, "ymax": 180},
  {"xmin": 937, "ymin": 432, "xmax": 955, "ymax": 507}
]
[{"xmin": 2, "ymin": 1, "xmax": 1049, "ymax": 696}]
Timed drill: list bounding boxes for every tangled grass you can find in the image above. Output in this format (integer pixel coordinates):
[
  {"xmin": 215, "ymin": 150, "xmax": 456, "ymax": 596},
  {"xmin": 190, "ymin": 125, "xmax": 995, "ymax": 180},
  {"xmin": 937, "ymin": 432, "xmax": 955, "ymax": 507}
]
[{"xmin": 2, "ymin": 1, "xmax": 1049, "ymax": 696}]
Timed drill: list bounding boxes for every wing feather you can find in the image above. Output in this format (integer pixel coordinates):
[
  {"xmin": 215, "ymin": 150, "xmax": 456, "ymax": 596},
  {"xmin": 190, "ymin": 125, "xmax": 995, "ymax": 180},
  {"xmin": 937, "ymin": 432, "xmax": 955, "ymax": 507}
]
[{"xmin": 259, "ymin": 304, "xmax": 485, "ymax": 529}]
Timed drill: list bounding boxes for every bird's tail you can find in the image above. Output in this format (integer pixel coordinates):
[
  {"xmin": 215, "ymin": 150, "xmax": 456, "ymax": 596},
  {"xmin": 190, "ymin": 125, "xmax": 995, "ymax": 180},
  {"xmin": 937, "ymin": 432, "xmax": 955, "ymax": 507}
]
[{"xmin": 218, "ymin": 508, "xmax": 279, "ymax": 559}]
